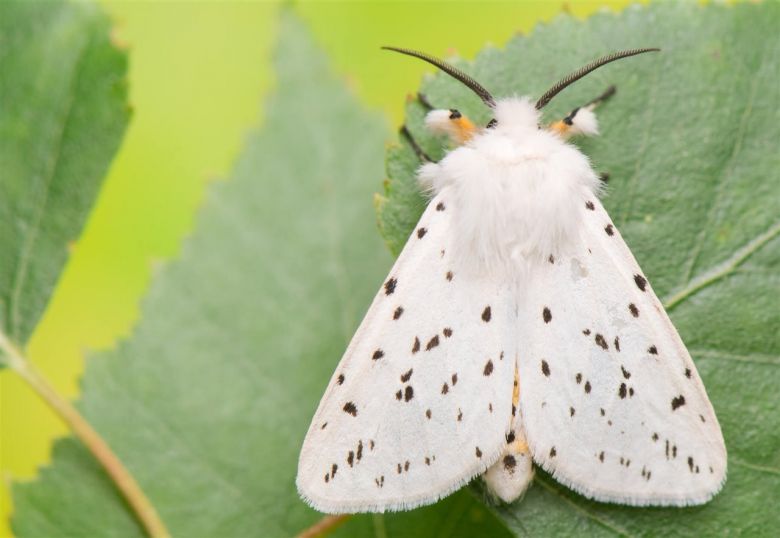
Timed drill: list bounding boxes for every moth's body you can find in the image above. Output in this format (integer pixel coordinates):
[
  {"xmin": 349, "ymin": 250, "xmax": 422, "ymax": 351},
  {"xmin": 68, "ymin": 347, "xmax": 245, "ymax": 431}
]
[
  {"xmin": 297, "ymin": 49, "xmax": 726, "ymax": 514},
  {"xmin": 420, "ymin": 98, "xmax": 600, "ymax": 279}
]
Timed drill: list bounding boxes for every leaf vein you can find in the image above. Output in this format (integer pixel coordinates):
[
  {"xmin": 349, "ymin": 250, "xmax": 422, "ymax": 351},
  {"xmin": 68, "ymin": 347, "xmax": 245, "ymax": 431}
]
[
  {"xmin": 534, "ymin": 475, "xmax": 635, "ymax": 537},
  {"xmin": 679, "ymin": 60, "xmax": 763, "ymax": 285},
  {"xmin": 663, "ymin": 220, "xmax": 780, "ymax": 310}
]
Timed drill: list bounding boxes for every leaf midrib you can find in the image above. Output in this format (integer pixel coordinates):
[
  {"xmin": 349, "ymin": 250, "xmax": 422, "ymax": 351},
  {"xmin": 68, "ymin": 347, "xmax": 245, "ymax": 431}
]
[{"xmin": 7, "ymin": 28, "xmax": 90, "ymax": 343}]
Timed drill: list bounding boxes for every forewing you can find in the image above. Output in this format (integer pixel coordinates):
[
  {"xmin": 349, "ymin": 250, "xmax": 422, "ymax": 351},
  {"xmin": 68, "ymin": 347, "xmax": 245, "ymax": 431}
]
[
  {"xmin": 297, "ymin": 190, "xmax": 516, "ymax": 513},
  {"xmin": 517, "ymin": 197, "xmax": 727, "ymax": 506}
]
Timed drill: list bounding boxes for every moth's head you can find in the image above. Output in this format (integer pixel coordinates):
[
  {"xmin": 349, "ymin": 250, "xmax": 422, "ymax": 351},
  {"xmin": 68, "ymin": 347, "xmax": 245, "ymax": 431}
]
[
  {"xmin": 382, "ymin": 46, "xmax": 659, "ymax": 131},
  {"xmin": 492, "ymin": 97, "xmax": 541, "ymax": 133}
]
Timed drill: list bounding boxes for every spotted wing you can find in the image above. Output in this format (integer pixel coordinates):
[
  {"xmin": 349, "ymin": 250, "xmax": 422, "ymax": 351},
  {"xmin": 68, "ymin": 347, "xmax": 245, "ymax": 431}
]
[
  {"xmin": 517, "ymin": 198, "xmax": 727, "ymax": 506},
  {"xmin": 297, "ymin": 189, "xmax": 516, "ymax": 513}
]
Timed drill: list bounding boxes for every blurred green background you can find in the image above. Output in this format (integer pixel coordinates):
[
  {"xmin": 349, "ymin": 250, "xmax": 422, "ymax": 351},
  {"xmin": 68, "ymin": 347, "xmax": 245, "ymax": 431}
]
[{"xmin": 0, "ymin": 1, "xmax": 637, "ymax": 535}]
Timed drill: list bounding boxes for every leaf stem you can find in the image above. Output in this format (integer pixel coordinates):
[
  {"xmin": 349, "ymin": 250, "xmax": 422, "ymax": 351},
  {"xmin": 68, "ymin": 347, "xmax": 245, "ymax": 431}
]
[
  {"xmin": 0, "ymin": 332, "xmax": 171, "ymax": 538},
  {"xmin": 296, "ymin": 515, "xmax": 350, "ymax": 538}
]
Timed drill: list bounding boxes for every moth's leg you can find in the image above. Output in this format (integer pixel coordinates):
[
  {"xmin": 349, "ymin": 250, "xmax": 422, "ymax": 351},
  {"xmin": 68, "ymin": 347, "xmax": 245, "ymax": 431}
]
[
  {"xmin": 483, "ymin": 365, "xmax": 534, "ymax": 504},
  {"xmin": 400, "ymin": 125, "xmax": 433, "ymax": 163},
  {"xmin": 549, "ymin": 85, "xmax": 616, "ymax": 139}
]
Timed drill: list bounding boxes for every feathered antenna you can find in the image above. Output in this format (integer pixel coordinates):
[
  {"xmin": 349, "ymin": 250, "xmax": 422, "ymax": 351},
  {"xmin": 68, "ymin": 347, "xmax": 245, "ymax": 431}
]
[
  {"xmin": 382, "ymin": 46, "xmax": 496, "ymax": 108},
  {"xmin": 535, "ymin": 48, "xmax": 660, "ymax": 110}
]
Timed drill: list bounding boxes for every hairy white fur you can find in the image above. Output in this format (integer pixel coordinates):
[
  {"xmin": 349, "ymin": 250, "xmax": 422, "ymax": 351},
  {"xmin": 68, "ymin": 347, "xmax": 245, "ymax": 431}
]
[
  {"xmin": 569, "ymin": 106, "xmax": 599, "ymax": 136},
  {"xmin": 424, "ymin": 109, "xmax": 461, "ymax": 140},
  {"xmin": 419, "ymin": 98, "xmax": 600, "ymax": 279}
]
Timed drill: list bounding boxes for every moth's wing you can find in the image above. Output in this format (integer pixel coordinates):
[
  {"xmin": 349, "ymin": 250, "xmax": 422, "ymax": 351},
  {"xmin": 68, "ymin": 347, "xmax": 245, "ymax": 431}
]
[
  {"xmin": 517, "ymin": 197, "xmax": 727, "ymax": 506},
  {"xmin": 297, "ymin": 190, "xmax": 516, "ymax": 513}
]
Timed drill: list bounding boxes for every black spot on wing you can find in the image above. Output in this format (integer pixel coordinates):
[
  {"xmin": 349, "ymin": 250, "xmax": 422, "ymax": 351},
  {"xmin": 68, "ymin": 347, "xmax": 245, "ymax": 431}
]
[
  {"xmin": 541, "ymin": 360, "xmax": 551, "ymax": 377},
  {"xmin": 614, "ymin": 336, "xmax": 621, "ymax": 352},
  {"xmin": 671, "ymin": 395, "xmax": 686, "ymax": 411},
  {"xmin": 384, "ymin": 277, "xmax": 397, "ymax": 295},
  {"xmin": 400, "ymin": 368, "xmax": 413, "ymax": 383},
  {"xmin": 585, "ymin": 201, "xmax": 595, "ymax": 210},
  {"xmin": 436, "ymin": 202, "xmax": 446, "ymax": 211},
  {"xmin": 621, "ymin": 366, "xmax": 631, "ymax": 379},
  {"xmin": 634, "ymin": 274, "xmax": 647, "ymax": 291},
  {"xmin": 425, "ymin": 409, "xmax": 432, "ymax": 419},
  {"xmin": 443, "ymin": 327, "xmax": 453, "ymax": 338},
  {"xmin": 484, "ymin": 359, "xmax": 494, "ymax": 376},
  {"xmin": 618, "ymin": 383, "xmax": 627, "ymax": 399},
  {"xmin": 404, "ymin": 385, "xmax": 414, "ymax": 402},
  {"xmin": 393, "ymin": 306, "xmax": 404, "ymax": 320},
  {"xmin": 417, "ymin": 227, "xmax": 427, "ymax": 238},
  {"xmin": 605, "ymin": 224, "xmax": 615, "ymax": 236},
  {"xmin": 337, "ymin": 374, "xmax": 345, "ymax": 385},
  {"xmin": 412, "ymin": 336, "xmax": 420, "ymax": 354},
  {"xmin": 648, "ymin": 345, "xmax": 658, "ymax": 355},
  {"xmin": 628, "ymin": 303, "xmax": 639, "ymax": 317},
  {"xmin": 426, "ymin": 335, "xmax": 440, "ymax": 350},
  {"xmin": 503, "ymin": 455, "xmax": 517, "ymax": 470},
  {"xmin": 575, "ymin": 373, "xmax": 582, "ymax": 384},
  {"xmin": 543, "ymin": 307, "xmax": 552, "ymax": 323},
  {"xmin": 595, "ymin": 334, "xmax": 608, "ymax": 350},
  {"xmin": 482, "ymin": 306, "xmax": 492, "ymax": 322},
  {"xmin": 550, "ymin": 447, "xmax": 557, "ymax": 458},
  {"xmin": 343, "ymin": 402, "xmax": 358, "ymax": 416},
  {"xmin": 584, "ymin": 381, "xmax": 592, "ymax": 394},
  {"xmin": 441, "ymin": 383, "xmax": 449, "ymax": 395},
  {"xmin": 685, "ymin": 368, "xmax": 692, "ymax": 378},
  {"xmin": 506, "ymin": 431, "xmax": 516, "ymax": 444},
  {"xmin": 451, "ymin": 373, "xmax": 458, "ymax": 385},
  {"xmin": 475, "ymin": 447, "xmax": 482, "ymax": 458},
  {"xmin": 446, "ymin": 271, "xmax": 453, "ymax": 281},
  {"xmin": 372, "ymin": 349, "xmax": 384, "ymax": 360},
  {"xmin": 582, "ymin": 328, "xmax": 591, "ymax": 335},
  {"xmin": 548, "ymin": 254, "xmax": 555, "ymax": 264}
]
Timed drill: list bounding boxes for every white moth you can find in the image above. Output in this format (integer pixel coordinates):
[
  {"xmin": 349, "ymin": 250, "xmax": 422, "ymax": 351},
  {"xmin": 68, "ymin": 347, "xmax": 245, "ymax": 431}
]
[{"xmin": 297, "ymin": 47, "xmax": 727, "ymax": 513}]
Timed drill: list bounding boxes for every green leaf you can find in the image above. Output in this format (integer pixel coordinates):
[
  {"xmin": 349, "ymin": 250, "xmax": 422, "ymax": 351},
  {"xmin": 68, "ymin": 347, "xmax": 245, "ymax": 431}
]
[
  {"xmin": 0, "ymin": 0, "xmax": 129, "ymax": 349},
  {"xmin": 11, "ymin": 10, "xmax": 511, "ymax": 538},
  {"xmin": 379, "ymin": 2, "xmax": 780, "ymax": 536}
]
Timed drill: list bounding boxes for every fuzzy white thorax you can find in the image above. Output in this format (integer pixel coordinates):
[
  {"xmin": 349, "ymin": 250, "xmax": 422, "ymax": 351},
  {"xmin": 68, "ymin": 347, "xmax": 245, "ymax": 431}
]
[{"xmin": 418, "ymin": 97, "xmax": 601, "ymax": 280}]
